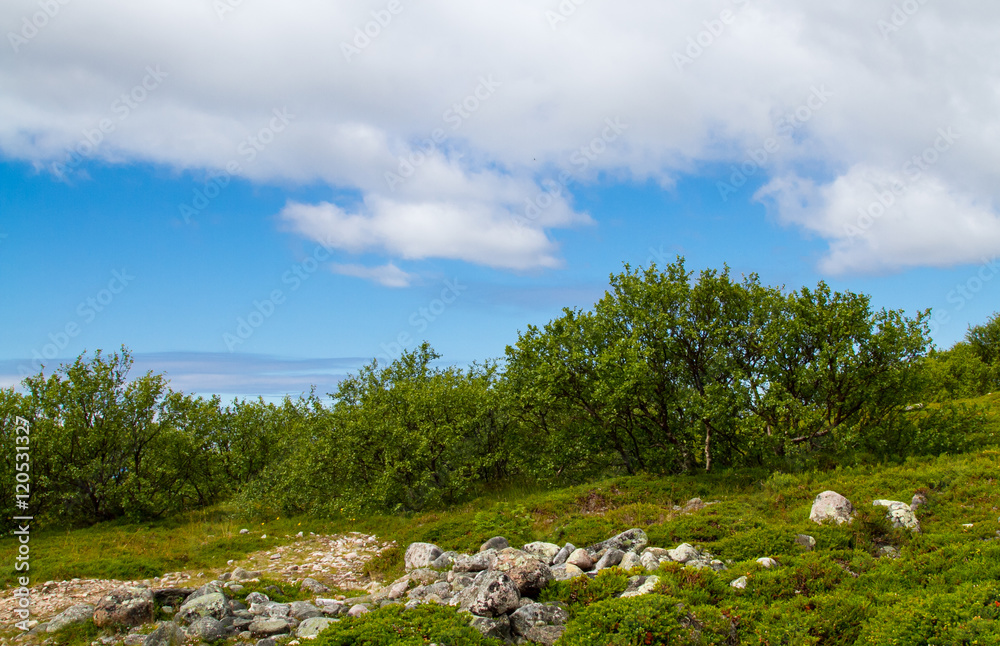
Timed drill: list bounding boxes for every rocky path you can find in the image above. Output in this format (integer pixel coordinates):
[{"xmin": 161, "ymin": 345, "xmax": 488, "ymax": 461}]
[{"xmin": 0, "ymin": 532, "xmax": 394, "ymax": 635}]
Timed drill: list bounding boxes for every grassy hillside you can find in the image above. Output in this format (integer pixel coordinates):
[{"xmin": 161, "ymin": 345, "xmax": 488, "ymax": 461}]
[{"xmin": 3, "ymin": 395, "xmax": 999, "ymax": 644}]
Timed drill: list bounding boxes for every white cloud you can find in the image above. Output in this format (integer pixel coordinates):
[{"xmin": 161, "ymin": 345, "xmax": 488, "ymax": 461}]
[
  {"xmin": 329, "ymin": 262, "xmax": 416, "ymax": 288},
  {"xmin": 2, "ymin": 0, "xmax": 1000, "ymax": 273}
]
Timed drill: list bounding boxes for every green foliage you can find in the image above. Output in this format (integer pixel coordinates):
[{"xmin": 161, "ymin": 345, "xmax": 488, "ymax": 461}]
[
  {"xmin": 228, "ymin": 577, "xmax": 314, "ymax": 603},
  {"xmin": 855, "ymin": 581, "xmax": 1000, "ymax": 644},
  {"xmin": 313, "ymin": 604, "xmax": 501, "ymax": 646},
  {"xmin": 540, "ymin": 568, "xmax": 631, "ymax": 610},
  {"xmin": 472, "ymin": 503, "xmax": 534, "ymax": 546},
  {"xmin": 46, "ymin": 619, "xmax": 102, "ymax": 646},
  {"xmin": 559, "ymin": 595, "xmax": 737, "ymax": 645}
]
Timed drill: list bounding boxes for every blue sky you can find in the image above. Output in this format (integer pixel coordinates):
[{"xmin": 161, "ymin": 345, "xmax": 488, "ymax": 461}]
[{"xmin": 2, "ymin": 1, "xmax": 999, "ymax": 399}]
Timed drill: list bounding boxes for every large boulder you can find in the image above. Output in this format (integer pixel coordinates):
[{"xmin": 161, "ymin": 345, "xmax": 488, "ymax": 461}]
[
  {"xmin": 566, "ymin": 548, "xmax": 594, "ymax": 570},
  {"xmin": 509, "ymin": 603, "xmax": 569, "ymax": 645},
  {"xmin": 93, "ymin": 587, "xmax": 155, "ymax": 628},
  {"xmin": 469, "ymin": 615, "xmax": 511, "ymax": 641},
  {"xmin": 289, "ymin": 601, "xmax": 321, "ymax": 620},
  {"xmin": 454, "ymin": 550, "xmax": 497, "ymax": 573},
  {"xmin": 490, "ymin": 548, "xmax": 554, "ymax": 596},
  {"xmin": 810, "ymin": 491, "xmax": 855, "ymax": 525},
  {"xmin": 46, "ymin": 604, "xmax": 95, "ymax": 633},
  {"xmin": 404, "ymin": 542, "xmax": 444, "ymax": 570},
  {"xmin": 296, "ymin": 617, "xmax": 338, "ymax": 639},
  {"xmin": 593, "ymin": 548, "xmax": 625, "ymax": 571},
  {"xmin": 585, "ymin": 529, "xmax": 649, "ymax": 558},
  {"xmin": 667, "ymin": 543, "xmax": 699, "ymax": 564},
  {"xmin": 873, "ymin": 500, "xmax": 921, "ymax": 531},
  {"xmin": 248, "ymin": 617, "xmax": 291, "ymax": 637},
  {"xmin": 142, "ymin": 622, "xmax": 184, "ymax": 646},
  {"xmin": 454, "ymin": 571, "xmax": 520, "ymax": 617},
  {"xmin": 185, "ymin": 617, "xmax": 229, "ymax": 642},
  {"xmin": 176, "ymin": 592, "xmax": 230, "ymax": 625}
]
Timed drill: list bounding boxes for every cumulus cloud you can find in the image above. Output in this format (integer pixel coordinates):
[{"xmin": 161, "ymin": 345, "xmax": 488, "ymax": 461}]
[{"xmin": 2, "ymin": 0, "xmax": 1000, "ymax": 274}]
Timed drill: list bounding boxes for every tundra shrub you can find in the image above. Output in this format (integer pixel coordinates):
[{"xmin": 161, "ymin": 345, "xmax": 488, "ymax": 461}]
[
  {"xmin": 559, "ymin": 595, "xmax": 737, "ymax": 645},
  {"xmin": 314, "ymin": 604, "xmax": 501, "ymax": 646}
]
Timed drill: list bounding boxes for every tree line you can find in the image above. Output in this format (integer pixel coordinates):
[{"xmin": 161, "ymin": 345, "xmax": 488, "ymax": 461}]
[{"xmin": 1, "ymin": 258, "xmax": 993, "ymax": 525}]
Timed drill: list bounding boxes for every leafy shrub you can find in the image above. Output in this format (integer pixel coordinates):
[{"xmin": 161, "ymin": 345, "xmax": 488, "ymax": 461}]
[
  {"xmin": 559, "ymin": 595, "xmax": 737, "ymax": 645},
  {"xmin": 710, "ymin": 526, "xmax": 796, "ymax": 561},
  {"xmin": 229, "ymin": 578, "xmax": 313, "ymax": 603},
  {"xmin": 313, "ymin": 604, "xmax": 501, "ymax": 646},
  {"xmin": 856, "ymin": 581, "xmax": 1000, "ymax": 644}
]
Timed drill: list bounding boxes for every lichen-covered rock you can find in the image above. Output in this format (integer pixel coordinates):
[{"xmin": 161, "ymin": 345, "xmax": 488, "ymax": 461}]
[
  {"xmin": 454, "ymin": 550, "xmax": 497, "ymax": 572},
  {"xmin": 142, "ymin": 622, "xmax": 184, "ymax": 646},
  {"xmin": 730, "ymin": 576, "xmax": 748, "ymax": 589},
  {"xmin": 873, "ymin": 500, "xmax": 921, "ymax": 531},
  {"xmin": 289, "ymin": 601, "xmax": 321, "ymax": 620},
  {"xmin": 585, "ymin": 528, "xmax": 649, "ymax": 558},
  {"xmin": 430, "ymin": 551, "xmax": 457, "ymax": 570},
  {"xmin": 619, "ymin": 551, "xmax": 642, "ymax": 571},
  {"xmin": 523, "ymin": 542, "xmax": 562, "ymax": 564},
  {"xmin": 551, "ymin": 563, "xmax": 585, "ymax": 581},
  {"xmin": 620, "ymin": 575, "xmax": 660, "ymax": 598},
  {"xmin": 552, "ymin": 543, "xmax": 575, "ymax": 566},
  {"xmin": 510, "ymin": 602, "xmax": 569, "ymax": 642},
  {"xmin": 469, "ymin": 614, "xmax": 511, "ymax": 641},
  {"xmin": 409, "ymin": 568, "xmax": 445, "ymax": 586},
  {"xmin": 404, "ymin": 542, "xmax": 444, "ymax": 570},
  {"xmin": 296, "ymin": 617, "xmax": 338, "ymax": 639},
  {"xmin": 795, "ymin": 534, "xmax": 816, "ymax": 551},
  {"xmin": 490, "ymin": 548, "xmax": 554, "ymax": 596},
  {"xmin": 93, "ymin": 587, "xmax": 155, "ymax": 628},
  {"xmin": 455, "ymin": 571, "xmax": 520, "ymax": 617},
  {"xmin": 46, "ymin": 604, "xmax": 95, "ymax": 633},
  {"xmin": 810, "ymin": 491, "xmax": 855, "ymax": 525},
  {"xmin": 756, "ymin": 557, "xmax": 778, "ymax": 568},
  {"xmin": 248, "ymin": 617, "xmax": 291, "ymax": 637},
  {"xmin": 640, "ymin": 551, "xmax": 660, "ymax": 572},
  {"xmin": 176, "ymin": 592, "xmax": 230, "ymax": 625},
  {"xmin": 667, "ymin": 543, "xmax": 699, "ymax": 564},
  {"xmin": 186, "ymin": 616, "xmax": 229, "ymax": 642}
]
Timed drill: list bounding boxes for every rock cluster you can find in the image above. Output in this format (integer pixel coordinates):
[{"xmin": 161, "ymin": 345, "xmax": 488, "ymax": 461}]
[
  {"xmin": 808, "ymin": 490, "xmax": 923, "ymax": 533},
  {"xmin": 374, "ymin": 529, "xmax": 728, "ymax": 644}
]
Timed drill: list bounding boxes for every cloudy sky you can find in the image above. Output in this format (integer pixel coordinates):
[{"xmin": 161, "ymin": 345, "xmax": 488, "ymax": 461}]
[{"xmin": 2, "ymin": 0, "xmax": 999, "ymax": 399}]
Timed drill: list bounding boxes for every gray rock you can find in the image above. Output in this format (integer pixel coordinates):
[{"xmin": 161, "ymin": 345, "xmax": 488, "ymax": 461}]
[
  {"xmin": 522, "ymin": 542, "xmax": 562, "ymax": 564},
  {"xmin": 470, "ymin": 615, "xmax": 511, "ymax": 640},
  {"xmin": 123, "ymin": 633, "xmax": 145, "ymax": 646},
  {"xmin": 756, "ymin": 557, "xmax": 779, "ymax": 568},
  {"xmin": 248, "ymin": 618, "xmax": 291, "ymax": 636},
  {"xmin": 255, "ymin": 640, "xmax": 275, "ymax": 646},
  {"xmin": 142, "ymin": 622, "xmax": 184, "ymax": 646},
  {"xmin": 730, "ymin": 576, "xmax": 748, "ymax": 589},
  {"xmin": 245, "ymin": 592, "xmax": 270, "ymax": 605},
  {"xmin": 490, "ymin": 548, "xmax": 554, "ymax": 596},
  {"xmin": 594, "ymin": 548, "xmax": 625, "ymax": 571},
  {"xmin": 795, "ymin": 534, "xmax": 817, "ymax": 551},
  {"xmin": 176, "ymin": 592, "xmax": 230, "ymax": 625},
  {"xmin": 404, "ymin": 542, "xmax": 443, "ymax": 570},
  {"xmin": 186, "ymin": 616, "xmax": 229, "ymax": 642},
  {"xmin": 300, "ymin": 578, "xmax": 329, "ymax": 594},
  {"xmin": 227, "ymin": 584, "xmax": 245, "ymax": 595},
  {"xmin": 455, "ymin": 571, "xmax": 520, "ymax": 617},
  {"xmin": 429, "ymin": 551, "xmax": 458, "ymax": 570},
  {"xmin": 521, "ymin": 626, "xmax": 566, "ymax": 645},
  {"xmin": 152, "ymin": 588, "xmax": 194, "ymax": 606},
  {"xmin": 619, "ymin": 551, "xmax": 642, "ymax": 571},
  {"xmin": 289, "ymin": 601, "xmax": 321, "ymax": 620},
  {"xmin": 640, "ymin": 551, "xmax": 660, "ymax": 572},
  {"xmin": 186, "ymin": 581, "xmax": 226, "ymax": 602},
  {"xmin": 347, "ymin": 604, "xmax": 369, "ymax": 617},
  {"xmin": 219, "ymin": 572, "xmax": 232, "ymax": 582},
  {"xmin": 621, "ymin": 575, "xmax": 660, "ymax": 598},
  {"xmin": 409, "ymin": 568, "xmax": 445, "ymax": 586},
  {"xmin": 585, "ymin": 529, "xmax": 649, "ymax": 558},
  {"xmin": 810, "ymin": 491, "xmax": 855, "ymax": 525},
  {"xmin": 231, "ymin": 567, "xmax": 251, "ymax": 581},
  {"xmin": 386, "ymin": 578, "xmax": 411, "ymax": 600},
  {"xmin": 479, "ymin": 536, "xmax": 509, "ymax": 552},
  {"xmin": 453, "ymin": 550, "xmax": 497, "ymax": 573},
  {"xmin": 566, "ymin": 548, "xmax": 594, "ymax": 570},
  {"xmin": 910, "ymin": 493, "xmax": 928, "ymax": 511},
  {"xmin": 877, "ymin": 545, "xmax": 900, "ymax": 559},
  {"xmin": 873, "ymin": 500, "xmax": 921, "ymax": 531},
  {"xmin": 46, "ymin": 604, "xmax": 95, "ymax": 633},
  {"xmin": 296, "ymin": 617, "xmax": 338, "ymax": 639},
  {"xmin": 552, "ymin": 543, "xmax": 575, "ymax": 566},
  {"xmin": 509, "ymin": 602, "xmax": 569, "ymax": 640},
  {"xmin": 667, "ymin": 543, "xmax": 699, "ymax": 564},
  {"xmin": 93, "ymin": 587, "xmax": 155, "ymax": 628}
]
